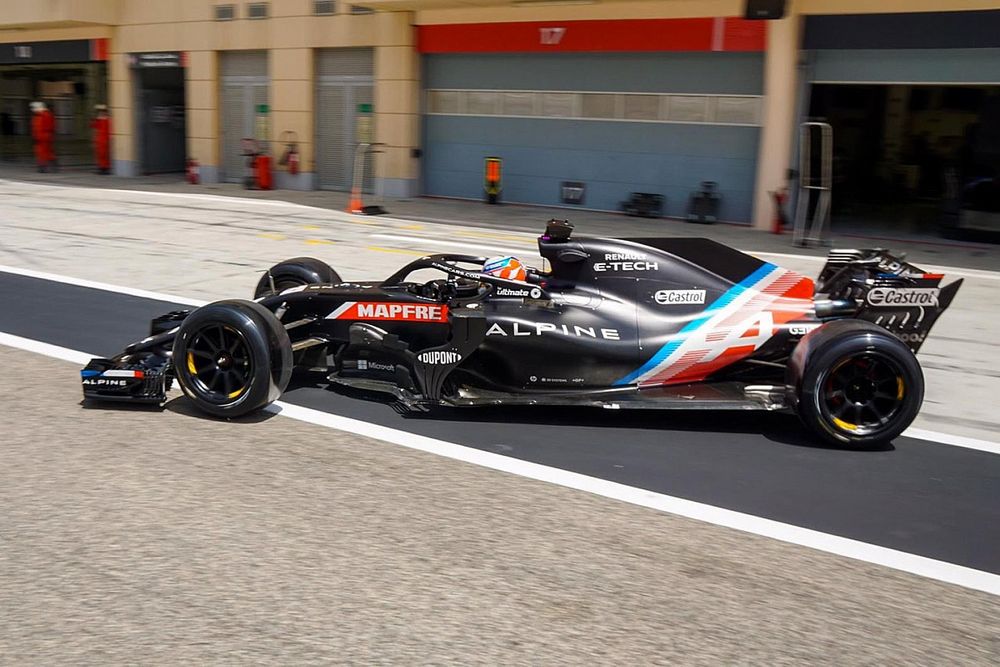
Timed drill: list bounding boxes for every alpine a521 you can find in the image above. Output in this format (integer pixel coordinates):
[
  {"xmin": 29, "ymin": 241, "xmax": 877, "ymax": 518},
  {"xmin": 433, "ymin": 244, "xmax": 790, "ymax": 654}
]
[{"xmin": 81, "ymin": 220, "xmax": 961, "ymax": 448}]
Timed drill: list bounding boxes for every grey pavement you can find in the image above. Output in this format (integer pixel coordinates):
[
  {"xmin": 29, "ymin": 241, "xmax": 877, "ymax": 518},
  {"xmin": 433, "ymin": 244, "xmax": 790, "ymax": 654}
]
[
  {"xmin": 0, "ymin": 163, "xmax": 997, "ymax": 272},
  {"xmin": 1, "ymin": 347, "xmax": 998, "ymax": 665}
]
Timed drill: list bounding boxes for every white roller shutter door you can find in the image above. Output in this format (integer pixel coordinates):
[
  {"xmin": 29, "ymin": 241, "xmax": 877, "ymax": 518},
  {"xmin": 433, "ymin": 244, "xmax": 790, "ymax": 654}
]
[
  {"xmin": 220, "ymin": 51, "xmax": 268, "ymax": 182},
  {"xmin": 315, "ymin": 48, "xmax": 374, "ymax": 190}
]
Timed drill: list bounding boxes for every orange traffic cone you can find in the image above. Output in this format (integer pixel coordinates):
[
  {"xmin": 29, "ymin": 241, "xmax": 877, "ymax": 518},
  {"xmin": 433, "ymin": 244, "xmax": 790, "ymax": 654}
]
[{"xmin": 348, "ymin": 186, "xmax": 364, "ymax": 214}]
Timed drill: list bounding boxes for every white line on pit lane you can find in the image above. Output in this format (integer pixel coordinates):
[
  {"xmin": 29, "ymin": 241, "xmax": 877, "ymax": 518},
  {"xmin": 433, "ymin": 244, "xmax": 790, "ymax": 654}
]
[
  {"xmin": 0, "ymin": 327, "xmax": 998, "ymax": 597},
  {"xmin": 0, "ymin": 264, "xmax": 206, "ymax": 306}
]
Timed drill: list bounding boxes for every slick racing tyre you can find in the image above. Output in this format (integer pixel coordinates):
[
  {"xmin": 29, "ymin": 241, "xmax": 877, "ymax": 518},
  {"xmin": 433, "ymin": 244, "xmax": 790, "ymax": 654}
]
[
  {"xmin": 790, "ymin": 320, "xmax": 924, "ymax": 449},
  {"xmin": 253, "ymin": 257, "xmax": 341, "ymax": 299},
  {"xmin": 173, "ymin": 300, "xmax": 292, "ymax": 418}
]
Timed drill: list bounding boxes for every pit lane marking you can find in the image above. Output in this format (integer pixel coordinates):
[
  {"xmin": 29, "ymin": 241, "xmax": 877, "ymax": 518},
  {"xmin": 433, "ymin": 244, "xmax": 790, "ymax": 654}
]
[
  {"xmin": 0, "ymin": 264, "xmax": 205, "ymax": 307},
  {"xmin": 0, "ymin": 327, "xmax": 997, "ymax": 597},
  {"xmin": 371, "ymin": 233, "xmax": 536, "ymax": 256},
  {"xmin": 366, "ymin": 246, "xmax": 428, "ymax": 257}
]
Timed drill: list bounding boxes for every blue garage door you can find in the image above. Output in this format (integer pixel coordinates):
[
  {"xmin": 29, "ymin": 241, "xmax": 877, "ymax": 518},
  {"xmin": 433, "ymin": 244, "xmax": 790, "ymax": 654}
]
[{"xmin": 423, "ymin": 53, "xmax": 763, "ymax": 223}]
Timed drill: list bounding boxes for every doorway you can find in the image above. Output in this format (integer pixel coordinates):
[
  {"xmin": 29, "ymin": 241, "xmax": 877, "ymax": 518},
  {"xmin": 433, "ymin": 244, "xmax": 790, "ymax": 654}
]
[
  {"xmin": 808, "ymin": 84, "xmax": 1000, "ymax": 241},
  {"xmin": 137, "ymin": 66, "xmax": 186, "ymax": 174}
]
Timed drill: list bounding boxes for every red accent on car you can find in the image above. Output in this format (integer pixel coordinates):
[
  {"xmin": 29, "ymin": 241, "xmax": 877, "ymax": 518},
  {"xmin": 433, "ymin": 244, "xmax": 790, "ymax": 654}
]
[{"xmin": 336, "ymin": 302, "xmax": 449, "ymax": 323}]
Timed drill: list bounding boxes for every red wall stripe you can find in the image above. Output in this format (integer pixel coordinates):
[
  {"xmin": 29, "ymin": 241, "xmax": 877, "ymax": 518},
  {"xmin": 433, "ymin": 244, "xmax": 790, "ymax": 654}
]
[
  {"xmin": 90, "ymin": 38, "xmax": 109, "ymax": 61},
  {"xmin": 418, "ymin": 18, "xmax": 766, "ymax": 54},
  {"xmin": 721, "ymin": 17, "xmax": 767, "ymax": 51}
]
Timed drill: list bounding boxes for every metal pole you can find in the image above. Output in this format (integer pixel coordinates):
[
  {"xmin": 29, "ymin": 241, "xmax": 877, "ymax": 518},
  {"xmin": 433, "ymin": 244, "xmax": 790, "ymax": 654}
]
[
  {"xmin": 792, "ymin": 123, "xmax": 812, "ymax": 246},
  {"xmin": 793, "ymin": 122, "xmax": 833, "ymax": 247}
]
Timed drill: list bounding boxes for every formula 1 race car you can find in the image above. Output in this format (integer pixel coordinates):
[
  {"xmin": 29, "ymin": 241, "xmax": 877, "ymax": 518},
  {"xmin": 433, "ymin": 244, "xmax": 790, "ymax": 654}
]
[{"xmin": 81, "ymin": 219, "xmax": 961, "ymax": 448}]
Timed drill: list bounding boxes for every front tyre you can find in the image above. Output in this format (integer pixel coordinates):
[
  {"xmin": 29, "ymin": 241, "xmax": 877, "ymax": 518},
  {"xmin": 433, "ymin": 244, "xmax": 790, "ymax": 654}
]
[
  {"xmin": 254, "ymin": 257, "xmax": 341, "ymax": 299},
  {"xmin": 793, "ymin": 323, "xmax": 923, "ymax": 449},
  {"xmin": 172, "ymin": 300, "xmax": 292, "ymax": 418}
]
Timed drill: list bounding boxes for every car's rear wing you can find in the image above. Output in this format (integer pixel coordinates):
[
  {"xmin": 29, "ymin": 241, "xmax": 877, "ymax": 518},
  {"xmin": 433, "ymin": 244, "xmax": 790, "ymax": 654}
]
[{"xmin": 814, "ymin": 249, "xmax": 962, "ymax": 354}]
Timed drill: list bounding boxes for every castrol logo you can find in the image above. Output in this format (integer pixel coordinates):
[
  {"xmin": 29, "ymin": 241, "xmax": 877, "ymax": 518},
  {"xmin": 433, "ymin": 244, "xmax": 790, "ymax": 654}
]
[{"xmin": 867, "ymin": 288, "xmax": 939, "ymax": 307}]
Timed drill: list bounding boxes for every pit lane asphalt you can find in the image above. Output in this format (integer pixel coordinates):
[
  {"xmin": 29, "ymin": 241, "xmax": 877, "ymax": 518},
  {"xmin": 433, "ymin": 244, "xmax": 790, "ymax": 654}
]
[{"xmin": 2, "ymin": 272, "xmax": 998, "ymax": 577}]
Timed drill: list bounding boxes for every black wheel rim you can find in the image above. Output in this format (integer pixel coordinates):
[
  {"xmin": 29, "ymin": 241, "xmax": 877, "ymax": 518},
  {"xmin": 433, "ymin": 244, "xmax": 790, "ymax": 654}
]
[
  {"xmin": 185, "ymin": 325, "xmax": 253, "ymax": 403},
  {"xmin": 820, "ymin": 353, "xmax": 906, "ymax": 437}
]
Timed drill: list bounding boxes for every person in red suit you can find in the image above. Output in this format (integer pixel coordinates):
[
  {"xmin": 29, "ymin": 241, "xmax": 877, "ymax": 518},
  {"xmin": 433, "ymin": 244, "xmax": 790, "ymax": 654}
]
[
  {"xmin": 30, "ymin": 101, "xmax": 56, "ymax": 173},
  {"xmin": 91, "ymin": 104, "xmax": 111, "ymax": 175}
]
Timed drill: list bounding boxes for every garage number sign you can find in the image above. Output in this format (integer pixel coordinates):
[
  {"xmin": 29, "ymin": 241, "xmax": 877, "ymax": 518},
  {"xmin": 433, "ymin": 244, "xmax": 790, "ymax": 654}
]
[
  {"xmin": 539, "ymin": 27, "xmax": 566, "ymax": 45},
  {"xmin": 0, "ymin": 39, "xmax": 95, "ymax": 65},
  {"xmin": 129, "ymin": 52, "xmax": 184, "ymax": 68}
]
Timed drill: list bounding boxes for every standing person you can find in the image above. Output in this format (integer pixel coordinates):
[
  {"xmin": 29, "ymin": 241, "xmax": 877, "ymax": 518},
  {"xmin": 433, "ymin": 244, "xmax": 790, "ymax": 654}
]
[
  {"xmin": 91, "ymin": 104, "xmax": 111, "ymax": 175},
  {"xmin": 30, "ymin": 101, "xmax": 56, "ymax": 173}
]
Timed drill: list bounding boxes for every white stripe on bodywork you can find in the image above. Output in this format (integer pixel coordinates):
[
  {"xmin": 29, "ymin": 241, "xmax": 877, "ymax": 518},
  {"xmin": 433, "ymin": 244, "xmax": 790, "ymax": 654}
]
[
  {"xmin": 324, "ymin": 301, "xmax": 356, "ymax": 320},
  {"xmin": 101, "ymin": 369, "xmax": 140, "ymax": 378}
]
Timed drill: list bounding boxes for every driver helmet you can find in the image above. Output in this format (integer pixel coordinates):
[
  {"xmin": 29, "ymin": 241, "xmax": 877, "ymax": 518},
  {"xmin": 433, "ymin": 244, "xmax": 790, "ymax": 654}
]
[{"xmin": 483, "ymin": 256, "xmax": 527, "ymax": 282}]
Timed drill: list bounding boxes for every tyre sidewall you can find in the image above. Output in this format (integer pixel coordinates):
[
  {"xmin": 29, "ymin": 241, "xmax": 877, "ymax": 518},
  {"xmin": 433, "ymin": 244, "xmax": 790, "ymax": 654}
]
[
  {"xmin": 799, "ymin": 330, "xmax": 923, "ymax": 448},
  {"xmin": 173, "ymin": 300, "xmax": 292, "ymax": 417}
]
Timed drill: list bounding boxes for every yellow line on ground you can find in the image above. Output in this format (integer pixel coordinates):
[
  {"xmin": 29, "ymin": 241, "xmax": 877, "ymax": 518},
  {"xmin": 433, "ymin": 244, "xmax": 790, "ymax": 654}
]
[
  {"xmin": 456, "ymin": 229, "xmax": 534, "ymax": 243},
  {"xmin": 257, "ymin": 232, "xmax": 287, "ymax": 240},
  {"xmin": 397, "ymin": 223, "xmax": 424, "ymax": 231},
  {"xmin": 301, "ymin": 224, "xmax": 322, "ymax": 231},
  {"xmin": 367, "ymin": 245, "xmax": 427, "ymax": 256},
  {"xmin": 305, "ymin": 238, "xmax": 336, "ymax": 245}
]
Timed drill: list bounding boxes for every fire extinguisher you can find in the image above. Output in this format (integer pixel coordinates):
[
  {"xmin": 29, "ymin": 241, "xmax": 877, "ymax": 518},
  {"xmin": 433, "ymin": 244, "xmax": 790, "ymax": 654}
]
[
  {"xmin": 771, "ymin": 188, "xmax": 788, "ymax": 234},
  {"xmin": 186, "ymin": 157, "xmax": 200, "ymax": 185},
  {"xmin": 255, "ymin": 153, "xmax": 273, "ymax": 191},
  {"xmin": 279, "ymin": 130, "xmax": 299, "ymax": 176}
]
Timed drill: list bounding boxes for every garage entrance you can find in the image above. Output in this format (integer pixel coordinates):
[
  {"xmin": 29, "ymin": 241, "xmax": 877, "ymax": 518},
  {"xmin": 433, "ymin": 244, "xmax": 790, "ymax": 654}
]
[
  {"xmin": 0, "ymin": 63, "xmax": 107, "ymax": 166},
  {"xmin": 133, "ymin": 53, "xmax": 186, "ymax": 174},
  {"xmin": 803, "ymin": 10, "xmax": 1000, "ymax": 241},
  {"xmin": 315, "ymin": 48, "xmax": 374, "ymax": 191},
  {"xmin": 808, "ymin": 83, "xmax": 1000, "ymax": 240}
]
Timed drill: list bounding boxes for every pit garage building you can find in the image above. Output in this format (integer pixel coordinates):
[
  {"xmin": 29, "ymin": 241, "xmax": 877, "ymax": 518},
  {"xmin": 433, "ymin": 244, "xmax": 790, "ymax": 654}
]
[{"xmin": 1, "ymin": 0, "xmax": 998, "ymax": 235}]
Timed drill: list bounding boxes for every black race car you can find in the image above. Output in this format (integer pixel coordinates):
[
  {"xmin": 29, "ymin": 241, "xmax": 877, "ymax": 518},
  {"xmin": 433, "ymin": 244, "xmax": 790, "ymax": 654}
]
[{"xmin": 81, "ymin": 219, "xmax": 960, "ymax": 448}]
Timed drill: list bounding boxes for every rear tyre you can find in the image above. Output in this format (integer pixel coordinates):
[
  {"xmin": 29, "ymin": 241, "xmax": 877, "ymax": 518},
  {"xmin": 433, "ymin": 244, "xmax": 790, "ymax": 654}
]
[
  {"xmin": 173, "ymin": 300, "xmax": 292, "ymax": 418},
  {"xmin": 794, "ymin": 323, "xmax": 923, "ymax": 449},
  {"xmin": 254, "ymin": 257, "xmax": 341, "ymax": 299}
]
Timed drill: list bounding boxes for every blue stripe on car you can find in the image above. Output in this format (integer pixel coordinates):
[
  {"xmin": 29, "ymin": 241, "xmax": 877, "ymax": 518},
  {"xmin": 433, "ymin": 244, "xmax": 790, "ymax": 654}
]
[{"xmin": 613, "ymin": 263, "xmax": 778, "ymax": 386}]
